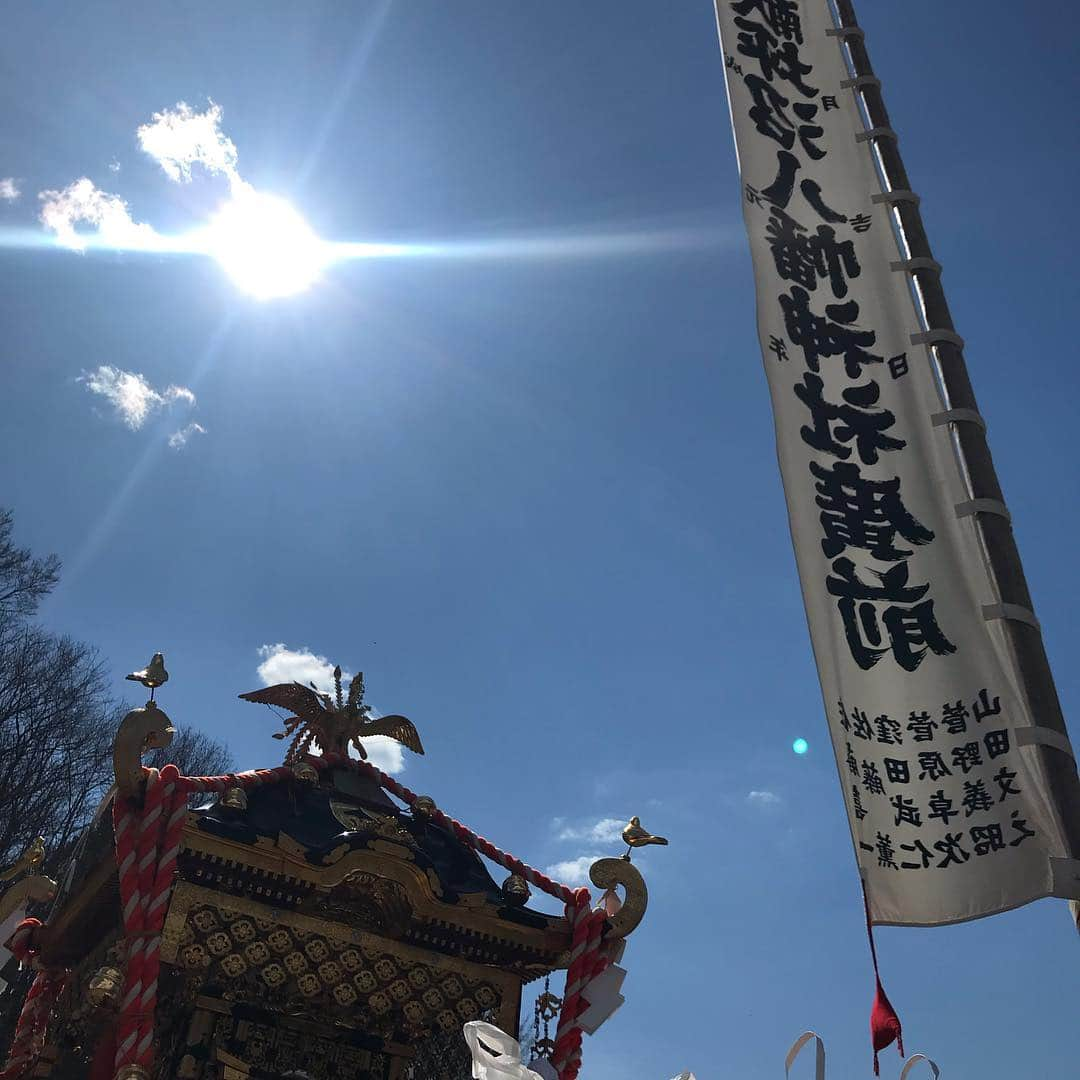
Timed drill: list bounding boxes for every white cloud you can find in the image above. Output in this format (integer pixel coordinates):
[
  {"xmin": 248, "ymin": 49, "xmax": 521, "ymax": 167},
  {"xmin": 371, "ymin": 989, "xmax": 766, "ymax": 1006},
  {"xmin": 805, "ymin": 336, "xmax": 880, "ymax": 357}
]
[
  {"xmin": 256, "ymin": 643, "xmax": 341, "ymax": 692},
  {"xmin": 0, "ymin": 178, "xmax": 19, "ymax": 202},
  {"xmin": 79, "ymin": 365, "xmax": 196, "ymax": 430},
  {"xmin": 168, "ymin": 422, "xmax": 207, "ymax": 450},
  {"xmin": 39, "ymin": 178, "xmax": 161, "ymax": 252},
  {"xmin": 544, "ymin": 856, "xmax": 604, "ymax": 888},
  {"xmin": 138, "ymin": 101, "xmax": 241, "ymax": 189},
  {"xmin": 108, "ymin": 160, "xmax": 121, "ymax": 173},
  {"xmin": 556, "ymin": 817, "xmax": 625, "ymax": 845},
  {"xmin": 746, "ymin": 790, "xmax": 782, "ymax": 809},
  {"xmin": 254, "ymin": 645, "xmax": 405, "ymax": 773},
  {"xmin": 361, "ymin": 736, "xmax": 405, "ymax": 775}
]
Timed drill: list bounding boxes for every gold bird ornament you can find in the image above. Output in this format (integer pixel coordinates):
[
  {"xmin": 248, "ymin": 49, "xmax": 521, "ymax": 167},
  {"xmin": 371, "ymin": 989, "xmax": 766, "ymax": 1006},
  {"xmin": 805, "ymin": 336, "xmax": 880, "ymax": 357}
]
[
  {"xmin": 621, "ymin": 816, "xmax": 668, "ymax": 859},
  {"xmin": 126, "ymin": 653, "xmax": 169, "ymax": 697},
  {"xmin": 239, "ymin": 666, "xmax": 424, "ymax": 765}
]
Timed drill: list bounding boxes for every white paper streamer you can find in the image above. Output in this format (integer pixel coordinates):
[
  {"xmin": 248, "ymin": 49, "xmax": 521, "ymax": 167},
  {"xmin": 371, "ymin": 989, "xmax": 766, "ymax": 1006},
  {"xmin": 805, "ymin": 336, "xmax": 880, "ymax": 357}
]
[
  {"xmin": 899, "ymin": 1053, "xmax": 941, "ymax": 1080},
  {"xmin": 785, "ymin": 1031, "xmax": 826, "ymax": 1080},
  {"xmin": 463, "ymin": 1021, "xmax": 545, "ymax": 1080}
]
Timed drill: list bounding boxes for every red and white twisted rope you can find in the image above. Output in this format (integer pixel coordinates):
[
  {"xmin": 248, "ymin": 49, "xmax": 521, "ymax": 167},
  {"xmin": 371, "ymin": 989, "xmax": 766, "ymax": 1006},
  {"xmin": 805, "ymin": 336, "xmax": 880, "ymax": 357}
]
[{"xmin": 0, "ymin": 918, "xmax": 66, "ymax": 1080}]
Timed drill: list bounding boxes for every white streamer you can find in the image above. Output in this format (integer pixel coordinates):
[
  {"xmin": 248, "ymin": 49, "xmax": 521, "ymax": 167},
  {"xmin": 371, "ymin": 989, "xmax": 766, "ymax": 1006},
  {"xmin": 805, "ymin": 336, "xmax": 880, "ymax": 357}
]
[
  {"xmin": 785, "ymin": 1031, "xmax": 826, "ymax": 1080},
  {"xmin": 463, "ymin": 1021, "xmax": 545, "ymax": 1080},
  {"xmin": 899, "ymin": 1053, "xmax": 941, "ymax": 1080}
]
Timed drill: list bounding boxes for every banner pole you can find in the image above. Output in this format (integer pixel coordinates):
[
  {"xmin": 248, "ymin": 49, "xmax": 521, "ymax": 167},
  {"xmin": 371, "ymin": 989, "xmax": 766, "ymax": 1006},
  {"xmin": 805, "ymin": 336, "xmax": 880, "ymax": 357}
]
[{"xmin": 830, "ymin": 0, "xmax": 1080, "ymax": 862}]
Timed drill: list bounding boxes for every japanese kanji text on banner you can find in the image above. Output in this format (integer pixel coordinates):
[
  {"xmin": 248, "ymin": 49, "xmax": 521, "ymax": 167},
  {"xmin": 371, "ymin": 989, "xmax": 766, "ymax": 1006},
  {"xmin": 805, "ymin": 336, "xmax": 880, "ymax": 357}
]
[{"xmin": 713, "ymin": 0, "xmax": 1080, "ymax": 925}]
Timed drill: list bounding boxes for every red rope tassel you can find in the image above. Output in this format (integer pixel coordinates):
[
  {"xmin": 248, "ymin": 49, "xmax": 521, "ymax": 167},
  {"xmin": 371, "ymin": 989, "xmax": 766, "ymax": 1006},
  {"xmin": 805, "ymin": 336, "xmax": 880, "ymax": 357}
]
[{"xmin": 862, "ymin": 885, "xmax": 904, "ymax": 1075}]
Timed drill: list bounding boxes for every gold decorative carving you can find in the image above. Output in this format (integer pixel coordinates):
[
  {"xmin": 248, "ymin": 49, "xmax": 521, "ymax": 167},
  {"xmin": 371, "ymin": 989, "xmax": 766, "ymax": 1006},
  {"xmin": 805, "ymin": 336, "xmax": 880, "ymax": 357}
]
[
  {"xmin": 0, "ymin": 837, "xmax": 45, "ymax": 882},
  {"xmin": 589, "ymin": 857, "xmax": 648, "ymax": 940},
  {"xmin": 0, "ymin": 873, "xmax": 56, "ymax": 927},
  {"xmin": 113, "ymin": 700, "xmax": 175, "ymax": 799},
  {"xmin": 239, "ymin": 668, "xmax": 424, "ymax": 764},
  {"xmin": 220, "ymin": 787, "xmax": 248, "ymax": 811},
  {"xmin": 370, "ymin": 839, "xmax": 415, "ymax": 861},
  {"xmin": 621, "ymin": 816, "xmax": 668, "ymax": 856},
  {"xmin": 86, "ymin": 965, "xmax": 123, "ymax": 1009},
  {"xmin": 424, "ymin": 868, "xmax": 444, "ymax": 899},
  {"xmin": 299, "ymin": 871, "xmax": 412, "ymax": 938},
  {"xmin": 180, "ymin": 828, "xmax": 569, "ymax": 956},
  {"xmin": 501, "ymin": 874, "xmax": 530, "ymax": 907},
  {"xmin": 162, "ymin": 883, "xmax": 519, "ymax": 1036}
]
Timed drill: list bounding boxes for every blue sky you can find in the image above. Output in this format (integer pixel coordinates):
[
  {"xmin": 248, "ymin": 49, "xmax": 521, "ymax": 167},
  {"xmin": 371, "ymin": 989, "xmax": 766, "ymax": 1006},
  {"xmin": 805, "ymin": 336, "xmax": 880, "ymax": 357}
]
[{"xmin": 2, "ymin": 1, "xmax": 1079, "ymax": 1076}]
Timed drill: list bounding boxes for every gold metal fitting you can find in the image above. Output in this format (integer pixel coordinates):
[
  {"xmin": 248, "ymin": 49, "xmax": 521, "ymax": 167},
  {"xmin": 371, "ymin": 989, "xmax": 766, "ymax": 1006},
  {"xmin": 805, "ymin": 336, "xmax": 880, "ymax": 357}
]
[
  {"xmin": 87, "ymin": 966, "xmax": 123, "ymax": 1009},
  {"xmin": 220, "ymin": 786, "xmax": 248, "ymax": 811},
  {"xmin": 411, "ymin": 795, "xmax": 436, "ymax": 819},
  {"xmin": 501, "ymin": 873, "xmax": 531, "ymax": 907},
  {"xmin": 114, "ymin": 1064, "xmax": 152, "ymax": 1080},
  {"xmin": 291, "ymin": 761, "xmax": 319, "ymax": 785}
]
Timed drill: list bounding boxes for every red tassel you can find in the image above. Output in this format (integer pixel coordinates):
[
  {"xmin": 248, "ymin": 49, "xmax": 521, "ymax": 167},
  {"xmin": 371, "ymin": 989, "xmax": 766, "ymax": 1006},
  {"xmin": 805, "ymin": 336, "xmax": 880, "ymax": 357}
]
[
  {"xmin": 862, "ymin": 884, "xmax": 904, "ymax": 1076},
  {"xmin": 870, "ymin": 975, "xmax": 903, "ymax": 1075}
]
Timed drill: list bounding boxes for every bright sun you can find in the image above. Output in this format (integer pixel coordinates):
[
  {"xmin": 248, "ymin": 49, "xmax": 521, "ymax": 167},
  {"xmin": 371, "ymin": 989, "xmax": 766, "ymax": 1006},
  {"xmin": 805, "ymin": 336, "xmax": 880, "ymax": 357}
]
[{"xmin": 206, "ymin": 190, "xmax": 328, "ymax": 300}]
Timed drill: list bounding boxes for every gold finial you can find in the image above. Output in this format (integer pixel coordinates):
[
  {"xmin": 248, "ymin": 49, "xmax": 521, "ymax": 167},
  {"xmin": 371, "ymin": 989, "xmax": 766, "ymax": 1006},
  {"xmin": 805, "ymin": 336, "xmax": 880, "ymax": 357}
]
[
  {"xmin": 220, "ymin": 786, "xmax": 248, "ymax": 811},
  {"xmin": 114, "ymin": 1067, "xmax": 152, "ymax": 1080},
  {"xmin": 0, "ymin": 837, "xmax": 45, "ymax": 883},
  {"xmin": 87, "ymin": 966, "xmax": 123, "ymax": 1009},
  {"xmin": 239, "ymin": 667, "xmax": 424, "ymax": 765},
  {"xmin": 113, "ymin": 700, "xmax": 175, "ymax": 800},
  {"xmin": 620, "ymin": 816, "xmax": 668, "ymax": 859},
  {"xmin": 590, "ymin": 857, "xmax": 648, "ymax": 940},
  {"xmin": 501, "ymin": 873, "xmax": 531, "ymax": 907},
  {"xmin": 291, "ymin": 761, "xmax": 319, "ymax": 785},
  {"xmin": 125, "ymin": 652, "xmax": 169, "ymax": 700}
]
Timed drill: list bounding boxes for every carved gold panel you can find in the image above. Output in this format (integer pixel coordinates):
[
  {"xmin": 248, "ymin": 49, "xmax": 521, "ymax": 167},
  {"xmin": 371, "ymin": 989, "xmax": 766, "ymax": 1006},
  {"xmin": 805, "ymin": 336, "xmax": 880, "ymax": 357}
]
[{"xmin": 162, "ymin": 882, "xmax": 518, "ymax": 1037}]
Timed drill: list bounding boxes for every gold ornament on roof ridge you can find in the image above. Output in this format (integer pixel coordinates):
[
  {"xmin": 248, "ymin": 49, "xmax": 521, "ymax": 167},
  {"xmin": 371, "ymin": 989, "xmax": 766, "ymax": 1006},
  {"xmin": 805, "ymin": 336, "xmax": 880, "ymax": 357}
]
[
  {"xmin": 239, "ymin": 665, "xmax": 424, "ymax": 764},
  {"xmin": 0, "ymin": 836, "xmax": 45, "ymax": 883},
  {"xmin": 620, "ymin": 816, "xmax": 668, "ymax": 859},
  {"xmin": 125, "ymin": 652, "xmax": 169, "ymax": 699}
]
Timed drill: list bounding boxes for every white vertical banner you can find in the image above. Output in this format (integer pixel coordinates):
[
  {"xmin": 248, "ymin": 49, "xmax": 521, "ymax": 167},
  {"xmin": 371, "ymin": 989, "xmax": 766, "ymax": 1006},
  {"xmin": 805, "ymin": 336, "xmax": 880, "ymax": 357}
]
[{"xmin": 713, "ymin": 0, "xmax": 1080, "ymax": 924}]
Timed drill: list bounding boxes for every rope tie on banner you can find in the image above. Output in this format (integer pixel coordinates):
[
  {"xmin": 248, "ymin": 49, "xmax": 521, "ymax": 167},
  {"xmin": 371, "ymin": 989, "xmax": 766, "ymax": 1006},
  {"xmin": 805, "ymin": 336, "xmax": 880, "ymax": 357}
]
[
  {"xmin": 1017, "ymin": 727, "xmax": 1075, "ymax": 758},
  {"xmin": 872, "ymin": 189, "xmax": 920, "ymax": 207},
  {"xmin": 103, "ymin": 750, "xmax": 606, "ymax": 1080},
  {"xmin": 890, "ymin": 257, "xmax": 941, "ymax": 275},
  {"xmin": 840, "ymin": 75, "xmax": 880, "ymax": 91},
  {"xmin": 0, "ymin": 918, "xmax": 67, "ymax": 1080},
  {"xmin": 785, "ymin": 1031, "xmax": 826, "ymax": 1080},
  {"xmin": 824, "ymin": 26, "xmax": 865, "ymax": 40},
  {"xmin": 954, "ymin": 500, "xmax": 1011, "ymax": 524},
  {"xmin": 861, "ymin": 885, "xmax": 903, "ymax": 1076},
  {"xmin": 931, "ymin": 408, "xmax": 986, "ymax": 433},
  {"xmin": 981, "ymin": 603, "xmax": 1041, "ymax": 631},
  {"xmin": 910, "ymin": 329, "xmax": 965, "ymax": 350},
  {"xmin": 855, "ymin": 127, "xmax": 897, "ymax": 144}
]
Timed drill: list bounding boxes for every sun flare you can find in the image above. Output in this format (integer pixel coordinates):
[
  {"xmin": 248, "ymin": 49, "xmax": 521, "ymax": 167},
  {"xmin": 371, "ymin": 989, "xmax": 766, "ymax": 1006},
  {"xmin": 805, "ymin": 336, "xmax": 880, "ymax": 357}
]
[{"xmin": 205, "ymin": 189, "xmax": 327, "ymax": 300}]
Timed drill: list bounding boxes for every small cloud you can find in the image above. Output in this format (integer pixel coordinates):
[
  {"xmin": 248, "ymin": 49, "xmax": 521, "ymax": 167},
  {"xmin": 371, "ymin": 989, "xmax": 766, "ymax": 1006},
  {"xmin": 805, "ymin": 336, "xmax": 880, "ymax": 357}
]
[
  {"xmin": 39, "ymin": 178, "xmax": 160, "ymax": 252},
  {"xmin": 168, "ymin": 421, "xmax": 206, "ymax": 450},
  {"xmin": 79, "ymin": 365, "xmax": 196, "ymax": 430},
  {"xmin": 108, "ymin": 159, "xmax": 121, "ymax": 173},
  {"xmin": 544, "ymin": 856, "xmax": 604, "ymax": 888},
  {"xmin": 362, "ymin": 737, "xmax": 405, "ymax": 775},
  {"xmin": 138, "ymin": 100, "xmax": 241, "ymax": 189},
  {"xmin": 746, "ymin": 790, "xmax": 782, "ymax": 809},
  {"xmin": 0, "ymin": 178, "xmax": 20, "ymax": 202},
  {"xmin": 256, "ymin": 643, "xmax": 341, "ymax": 692},
  {"xmin": 556, "ymin": 817, "xmax": 625, "ymax": 845}
]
